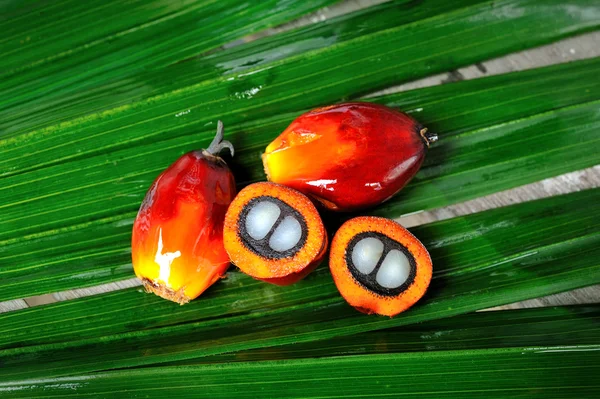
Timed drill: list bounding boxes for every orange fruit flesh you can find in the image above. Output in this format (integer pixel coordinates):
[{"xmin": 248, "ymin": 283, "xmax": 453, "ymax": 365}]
[
  {"xmin": 223, "ymin": 182, "xmax": 327, "ymax": 285},
  {"xmin": 329, "ymin": 216, "xmax": 432, "ymax": 316}
]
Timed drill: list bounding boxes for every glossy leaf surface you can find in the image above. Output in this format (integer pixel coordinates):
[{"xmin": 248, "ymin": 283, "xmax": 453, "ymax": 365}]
[
  {"xmin": 1, "ymin": 58, "xmax": 599, "ymax": 300},
  {"xmin": 1, "ymin": 0, "xmax": 336, "ymax": 72},
  {"xmin": 1, "ymin": 189, "xmax": 599, "ymax": 381},
  {"xmin": 0, "ymin": 0, "xmax": 339, "ymax": 136},
  {"xmin": 190, "ymin": 305, "xmax": 600, "ymax": 364},
  {"xmin": 2, "ymin": 0, "xmax": 600, "ymax": 395},
  {"xmin": 2, "ymin": 0, "xmax": 598, "ymax": 177},
  {"xmin": 2, "ymin": 345, "xmax": 599, "ymax": 398},
  {"xmin": 0, "ymin": 0, "xmax": 475, "ymax": 137}
]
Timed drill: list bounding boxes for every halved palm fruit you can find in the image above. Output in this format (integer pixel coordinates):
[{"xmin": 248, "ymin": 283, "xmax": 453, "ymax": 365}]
[
  {"xmin": 329, "ymin": 216, "xmax": 432, "ymax": 316},
  {"xmin": 224, "ymin": 182, "xmax": 328, "ymax": 285}
]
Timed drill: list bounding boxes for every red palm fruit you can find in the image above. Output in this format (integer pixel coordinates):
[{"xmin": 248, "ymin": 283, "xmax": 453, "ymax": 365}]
[
  {"xmin": 132, "ymin": 121, "xmax": 236, "ymax": 304},
  {"xmin": 262, "ymin": 102, "xmax": 438, "ymax": 212}
]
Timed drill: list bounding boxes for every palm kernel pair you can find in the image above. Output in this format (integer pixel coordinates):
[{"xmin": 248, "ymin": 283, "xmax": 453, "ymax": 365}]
[
  {"xmin": 223, "ymin": 182, "xmax": 327, "ymax": 286},
  {"xmin": 223, "ymin": 182, "xmax": 432, "ymax": 317}
]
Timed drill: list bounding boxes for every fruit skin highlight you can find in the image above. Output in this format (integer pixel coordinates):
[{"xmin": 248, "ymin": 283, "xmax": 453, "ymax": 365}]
[
  {"xmin": 132, "ymin": 122, "xmax": 236, "ymax": 304},
  {"xmin": 329, "ymin": 216, "xmax": 432, "ymax": 317},
  {"xmin": 224, "ymin": 182, "xmax": 328, "ymax": 286},
  {"xmin": 262, "ymin": 102, "xmax": 438, "ymax": 212}
]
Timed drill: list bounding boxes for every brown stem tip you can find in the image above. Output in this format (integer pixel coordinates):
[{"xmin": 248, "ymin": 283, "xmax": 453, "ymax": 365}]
[{"xmin": 419, "ymin": 127, "xmax": 438, "ymax": 147}]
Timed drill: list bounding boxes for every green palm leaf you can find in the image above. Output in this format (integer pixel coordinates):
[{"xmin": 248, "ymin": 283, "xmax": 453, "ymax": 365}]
[
  {"xmin": 2, "ymin": 0, "xmax": 598, "ymax": 175},
  {"xmin": 0, "ymin": 0, "xmax": 338, "ymax": 136},
  {"xmin": 1, "ymin": 189, "xmax": 598, "ymax": 381},
  {"xmin": 190, "ymin": 304, "xmax": 600, "ymax": 363},
  {"xmin": 0, "ymin": 0, "xmax": 469, "ymax": 136},
  {"xmin": 2, "ymin": 57, "xmax": 599, "ymax": 300},
  {"xmin": 3, "ymin": 306, "xmax": 600, "ymax": 396},
  {"xmin": 3, "ymin": 345, "xmax": 599, "ymax": 398},
  {"xmin": 1, "ymin": 0, "xmax": 599, "ymax": 396}
]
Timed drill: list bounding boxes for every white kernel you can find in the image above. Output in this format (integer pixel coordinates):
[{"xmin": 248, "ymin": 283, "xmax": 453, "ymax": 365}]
[
  {"xmin": 351, "ymin": 237, "xmax": 384, "ymax": 274},
  {"xmin": 376, "ymin": 250, "xmax": 411, "ymax": 289},
  {"xmin": 269, "ymin": 216, "xmax": 302, "ymax": 252},
  {"xmin": 245, "ymin": 201, "xmax": 281, "ymax": 240}
]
